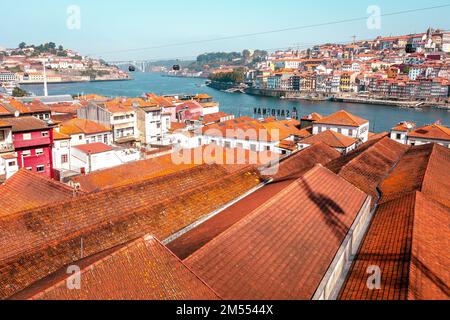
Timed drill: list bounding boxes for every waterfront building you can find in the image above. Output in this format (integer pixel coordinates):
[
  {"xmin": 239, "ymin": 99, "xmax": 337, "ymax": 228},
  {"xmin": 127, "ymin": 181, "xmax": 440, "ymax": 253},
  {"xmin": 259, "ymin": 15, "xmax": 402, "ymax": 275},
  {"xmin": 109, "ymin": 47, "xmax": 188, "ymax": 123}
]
[
  {"xmin": 312, "ymin": 110, "xmax": 370, "ymax": 143},
  {"xmin": 407, "ymin": 124, "xmax": 450, "ymax": 148},
  {"xmin": 390, "ymin": 121, "xmax": 416, "ymax": 144}
]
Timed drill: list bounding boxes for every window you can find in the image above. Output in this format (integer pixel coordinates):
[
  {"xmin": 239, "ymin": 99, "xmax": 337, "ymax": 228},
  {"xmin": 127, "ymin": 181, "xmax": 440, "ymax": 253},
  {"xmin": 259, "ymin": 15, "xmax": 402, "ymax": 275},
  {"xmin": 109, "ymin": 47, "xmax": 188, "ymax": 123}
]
[
  {"xmin": 250, "ymin": 144, "xmax": 257, "ymax": 152},
  {"xmin": 104, "ymin": 135, "xmax": 108, "ymax": 144},
  {"xmin": 337, "ymin": 128, "xmax": 342, "ymax": 134},
  {"xmin": 349, "ymin": 130, "xmax": 354, "ymax": 136},
  {"xmin": 79, "ymin": 135, "xmax": 83, "ymax": 140},
  {"xmin": 7, "ymin": 161, "xmax": 16, "ymax": 167},
  {"xmin": 225, "ymin": 142, "xmax": 231, "ymax": 149},
  {"xmin": 23, "ymin": 133, "xmax": 32, "ymax": 140},
  {"xmin": 61, "ymin": 154, "xmax": 69, "ymax": 164},
  {"xmin": 35, "ymin": 149, "xmax": 44, "ymax": 156},
  {"xmin": 0, "ymin": 130, "xmax": 4, "ymax": 141},
  {"xmin": 42, "ymin": 132, "xmax": 49, "ymax": 137},
  {"xmin": 22, "ymin": 150, "xmax": 31, "ymax": 157},
  {"xmin": 36, "ymin": 165, "xmax": 45, "ymax": 173},
  {"xmin": 396, "ymin": 134, "xmax": 402, "ymax": 140},
  {"xmin": 26, "ymin": 167, "xmax": 32, "ymax": 171}
]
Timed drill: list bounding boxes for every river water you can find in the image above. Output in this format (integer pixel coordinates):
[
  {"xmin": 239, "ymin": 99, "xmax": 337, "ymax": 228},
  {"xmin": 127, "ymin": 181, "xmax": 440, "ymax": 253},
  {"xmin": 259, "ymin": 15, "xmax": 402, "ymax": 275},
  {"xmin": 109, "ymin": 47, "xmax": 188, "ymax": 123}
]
[{"xmin": 22, "ymin": 72, "xmax": 450, "ymax": 133}]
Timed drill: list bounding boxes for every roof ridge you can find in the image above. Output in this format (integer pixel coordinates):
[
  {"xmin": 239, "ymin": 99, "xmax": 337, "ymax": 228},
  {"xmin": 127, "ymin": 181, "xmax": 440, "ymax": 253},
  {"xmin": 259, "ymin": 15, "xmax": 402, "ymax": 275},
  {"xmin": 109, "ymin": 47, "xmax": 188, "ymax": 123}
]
[
  {"xmin": 2, "ymin": 169, "xmax": 74, "ymax": 193},
  {"xmin": 419, "ymin": 144, "xmax": 437, "ymax": 193}
]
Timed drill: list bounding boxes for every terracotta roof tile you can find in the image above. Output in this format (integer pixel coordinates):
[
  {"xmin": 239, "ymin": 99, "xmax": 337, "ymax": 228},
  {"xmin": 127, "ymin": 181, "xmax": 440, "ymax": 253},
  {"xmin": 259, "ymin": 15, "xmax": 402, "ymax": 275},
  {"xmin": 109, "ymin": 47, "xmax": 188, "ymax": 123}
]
[
  {"xmin": 0, "ymin": 170, "xmax": 76, "ymax": 218},
  {"xmin": 13, "ymin": 236, "xmax": 220, "ymax": 300},
  {"xmin": 408, "ymin": 124, "xmax": 450, "ymax": 141},
  {"xmin": 326, "ymin": 137, "xmax": 409, "ymax": 206},
  {"xmin": 59, "ymin": 118, "xmax": 111, "ymax": 136},
  {"xmin": 2, "ymin": 117, "xmax": 50, "ymax": 132},
  {"xmin": 301, "ymin": 130, "xmax": 358, "ymax": 149},
  {"xmin": 314, "ymin": 110, "xmax": 369, "ymax": 127},
  {"xmin": 169, "ymin": 143, "xmax": 340, "ymax": 260},
  {"xmin": 0, "ymin": 165, "xmax": 263, "ymax": 299},
  {"xmin": 73, "ymin": 143, "xmax": 113, "ymax": 155},
  {"xmin": 71, "ymin": 147, "xmax": 273, "ymax": 193},
  {"xmin": 339, "ymin": 192, "xmax": 450, "ymax": 300},
  {"xmin": 185, "ymin": 165, "xmax": 368, "ymax": 300},
  {"xmin": 379, "ymin": 143, "xmax": 450, "ymax": 208}
]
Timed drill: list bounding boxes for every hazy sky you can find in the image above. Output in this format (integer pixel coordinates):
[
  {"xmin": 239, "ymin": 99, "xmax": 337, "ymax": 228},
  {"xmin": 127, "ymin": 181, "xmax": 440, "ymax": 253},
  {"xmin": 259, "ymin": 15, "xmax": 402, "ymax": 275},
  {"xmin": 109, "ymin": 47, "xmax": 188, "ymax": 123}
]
[{"xmin": 1, "ymin": 0, "xmax": 449, "ymax": 61}]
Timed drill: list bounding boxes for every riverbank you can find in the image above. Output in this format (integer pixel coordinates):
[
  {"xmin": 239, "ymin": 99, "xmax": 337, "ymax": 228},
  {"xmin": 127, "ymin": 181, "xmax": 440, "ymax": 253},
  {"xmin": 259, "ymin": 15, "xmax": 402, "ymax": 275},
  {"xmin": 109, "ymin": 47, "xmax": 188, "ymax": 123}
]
[
  {"xmin": 20, "ymin": 72, "xmax": 450, "ymax": 132},
  {"xmin": 19, "ymin": 78, "xmax": 132, "ymax": 85},
  {"xmin": 244, "ymin": 87, "xmax": 450, "ymax": 110}
]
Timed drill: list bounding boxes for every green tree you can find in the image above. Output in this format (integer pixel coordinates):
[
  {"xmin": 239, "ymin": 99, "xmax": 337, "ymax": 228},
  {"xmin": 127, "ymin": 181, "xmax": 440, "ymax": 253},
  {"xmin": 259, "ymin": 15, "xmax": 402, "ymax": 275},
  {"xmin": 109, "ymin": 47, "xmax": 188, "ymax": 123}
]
[
  {"xmin": 12, "ymin": 87, "xmax": 28, "ymax": 97},
  {"xmin": 18, "ymin": 42, "xmax": 27, "ymax": 49}
]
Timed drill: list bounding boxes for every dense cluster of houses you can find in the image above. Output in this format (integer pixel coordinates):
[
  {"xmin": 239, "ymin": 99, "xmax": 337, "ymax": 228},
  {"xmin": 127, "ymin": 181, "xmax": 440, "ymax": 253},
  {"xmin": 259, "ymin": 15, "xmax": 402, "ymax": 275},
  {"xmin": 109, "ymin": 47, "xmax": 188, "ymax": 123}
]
[
  {"xmin": 250, "ymin": 28, "xmax": 450, "ymax": 101},
  {"xmin": 0, "ymin": 46, "xmax": 128, "ymax": 95},
  {"xmin": 1, "ymin": 90, "xmax": 450, "ymax": 183}
]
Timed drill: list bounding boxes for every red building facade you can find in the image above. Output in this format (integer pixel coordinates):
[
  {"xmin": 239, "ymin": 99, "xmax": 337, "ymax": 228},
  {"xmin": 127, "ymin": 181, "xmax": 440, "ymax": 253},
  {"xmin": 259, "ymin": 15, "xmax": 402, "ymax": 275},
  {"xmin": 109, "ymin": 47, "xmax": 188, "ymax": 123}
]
[{"xmin": 5, "ymin": 117, "xmax": 54, "ymax": 179}]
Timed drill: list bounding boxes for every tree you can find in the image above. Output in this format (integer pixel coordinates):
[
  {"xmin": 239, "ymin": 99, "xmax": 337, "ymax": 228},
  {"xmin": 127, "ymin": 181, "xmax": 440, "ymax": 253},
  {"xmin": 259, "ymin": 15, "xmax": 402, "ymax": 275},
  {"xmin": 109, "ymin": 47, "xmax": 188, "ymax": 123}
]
[
  {"xmin": 12, "ymin": 87, "xmax": 28, "ymax": 97},
  {"xmin": 18, "ymin": 42, "xmax": 26, "ymax": 49},
  {"xmin": 58, "ymin": 45, "xmax": 64, "ymax": 51}
]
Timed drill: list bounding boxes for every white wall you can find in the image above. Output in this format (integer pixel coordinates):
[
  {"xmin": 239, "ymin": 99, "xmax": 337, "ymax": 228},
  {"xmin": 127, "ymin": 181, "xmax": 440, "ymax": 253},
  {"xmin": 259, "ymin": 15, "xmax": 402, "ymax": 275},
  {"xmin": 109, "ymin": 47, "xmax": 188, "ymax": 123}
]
[{"xmin": 53, "ymin": 139, "xmax": 71, "ymax": 171}]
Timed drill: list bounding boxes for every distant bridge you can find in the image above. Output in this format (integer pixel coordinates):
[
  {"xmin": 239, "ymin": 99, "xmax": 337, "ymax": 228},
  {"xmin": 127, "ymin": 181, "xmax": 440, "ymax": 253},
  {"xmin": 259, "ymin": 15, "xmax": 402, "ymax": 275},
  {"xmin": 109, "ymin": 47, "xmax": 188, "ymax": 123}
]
[{"xmin": 107, "ymin": 60, "xmax": 154, "ymax": 72}]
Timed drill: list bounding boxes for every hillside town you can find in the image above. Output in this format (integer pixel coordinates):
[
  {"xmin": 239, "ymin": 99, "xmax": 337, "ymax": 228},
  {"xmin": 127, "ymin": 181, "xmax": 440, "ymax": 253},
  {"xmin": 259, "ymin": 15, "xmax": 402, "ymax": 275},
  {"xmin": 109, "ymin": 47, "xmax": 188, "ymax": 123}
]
[
  {"xmin": 201, "ymin": 28, "xmax": 450, "ymax": 107},
  {"xmin": 0, "ymin": 43, "xmax": 130, "ymax": 96}
]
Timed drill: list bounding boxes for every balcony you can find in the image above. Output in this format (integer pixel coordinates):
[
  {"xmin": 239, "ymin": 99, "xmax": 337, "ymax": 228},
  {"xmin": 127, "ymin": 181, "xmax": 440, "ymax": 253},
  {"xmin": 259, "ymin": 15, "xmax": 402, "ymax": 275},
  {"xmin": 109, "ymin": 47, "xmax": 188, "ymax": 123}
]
[{"xmin": 0, "ymin": 143, "xmax": 14, "ymax": 153}]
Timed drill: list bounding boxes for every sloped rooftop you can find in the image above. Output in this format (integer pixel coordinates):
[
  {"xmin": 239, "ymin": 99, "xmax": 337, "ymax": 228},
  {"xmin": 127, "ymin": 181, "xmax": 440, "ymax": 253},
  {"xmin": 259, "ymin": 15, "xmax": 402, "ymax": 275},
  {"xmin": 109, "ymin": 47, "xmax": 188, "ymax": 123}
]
[
  {"xmin": 12, "ymin": 236, "xmax": 220, "ymax": 301},
  {"xmin": 0, "ymin": 165, "xmax": 263, "ymax": 299},
  {"xmin": 185, "ymin": 165, "xmax": 368, "ymax": 300}
]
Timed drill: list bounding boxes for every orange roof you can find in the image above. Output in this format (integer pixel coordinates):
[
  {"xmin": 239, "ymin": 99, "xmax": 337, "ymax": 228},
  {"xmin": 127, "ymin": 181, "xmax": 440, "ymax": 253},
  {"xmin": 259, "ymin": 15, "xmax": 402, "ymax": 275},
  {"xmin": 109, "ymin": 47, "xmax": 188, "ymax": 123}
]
[
  {"xmin": 379, "ymin": 143, "xmax": 450, "ymax": 208},
  {"xmin": 0, "ymin": 120, "xmax": 12, "ymax": 128},
  {"xmin": 0, "ymin": 165, "xmax": 263, "ymax": 299},
  {"xmin": 74, "ymin": 143, "xmax": 113, "ymax": 155},
  {"xmin": 0, "ymin": 169, "xmax": 76, "ymax": 217},
  {"xmin": 59, "ymin": 118, "xmax": 111, "ymax": 135},
  {"xmin": 301, "ymin": 112, "xmax": 323, "ymax": 121},
  {"xmin": 301, "ymin": 130, "xmax": 357, "ymax": 149},
  {"xmin": 52, "ymin": 130, "xmax": 70, "ymax": 141},
  {"xmin": 315, "ymin": 110, "xmax": 369, "ymax": 127},
  {"xmin": 195, "ymin": 94, "xmax": 212, "ymax": 100},
  {"xmin": 103, "ymin": 100, "xmax": 135, "ymax": 113},
  {"xmin": 326, "ymin": 137, "xmax": 409, "ymax": 207},
  {"xmin": 408, "ymin": 124, "xmax": 450, "ymax": 141},
  {"xmin": 340, "ymin": 191, "xmax": 450, "ymax": 300},
  {"xmin": 185, "ymin": 165, "xmax": 368, "ymax": 300},
  {"xmin": 15, "ymin": 236, "xmax": 220, "ymax": 300}
]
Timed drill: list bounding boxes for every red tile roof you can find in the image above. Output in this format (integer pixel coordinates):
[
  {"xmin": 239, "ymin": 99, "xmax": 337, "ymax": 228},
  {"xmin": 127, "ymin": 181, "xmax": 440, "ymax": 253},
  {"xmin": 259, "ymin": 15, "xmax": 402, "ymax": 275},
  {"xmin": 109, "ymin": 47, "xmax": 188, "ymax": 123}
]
[
  {"xmin": 73, "ymin": 143, "xmax": 113, "ymax": 155},
  {"xmin": 379, "ymin": 143, "xmax": 450, "ymax": 208},
  {"xmin": 0, "ymin": 169, "xmax": 76, "ymax": 217},
  {"xmin": 339, "ymin": 192, "xmax": 450, "ymax": 300},
  {"xmin": 326, "ymin": 137, "xmax": 409, "ymax": 207},
  {"xmin": 59, "ymin": 118, "xmax": 111, "ymax": 135},
  {"xmin": 408, "ymin": 124, "xmax": 450, "ymax": 141},
  {"xmin": 71, "ymin": 147, "xmax": 274, "ymax": 193},
  {"xmin": 169, "ymin": 143, "xmax": 340, "ymax": 260},
  {"xmin": 13, "ymin": 236, "xmax": 220, "ymax": 300},
  {"xmin": 301, "ymin": 130, "xmax": 358, "ymax": 149},
  {"xmin": 0, "ymin": 165, "xmax": 263, "ymax": 299},
  {"xmin": 2, "ymin": 116, "xmax": 50, "ymax": 132},
  {"xmin": 315, "ymin": 110, "xmax": 369, "ymax": 127},
  {"xmin": 185, "ymin": 165, "xmax": 368, "ymax": 300}
]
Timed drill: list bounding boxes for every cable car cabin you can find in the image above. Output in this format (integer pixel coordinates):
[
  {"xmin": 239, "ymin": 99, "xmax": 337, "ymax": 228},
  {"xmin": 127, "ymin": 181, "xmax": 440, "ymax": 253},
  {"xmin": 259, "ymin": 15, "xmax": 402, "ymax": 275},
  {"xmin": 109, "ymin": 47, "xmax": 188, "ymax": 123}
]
[
  {"xmin": 173, "ymin": 65, "xmax": 180, "ymax": 71},
  {"xmin": 129, "ymin": 66, "xmax": 136, "ymax": 72}
]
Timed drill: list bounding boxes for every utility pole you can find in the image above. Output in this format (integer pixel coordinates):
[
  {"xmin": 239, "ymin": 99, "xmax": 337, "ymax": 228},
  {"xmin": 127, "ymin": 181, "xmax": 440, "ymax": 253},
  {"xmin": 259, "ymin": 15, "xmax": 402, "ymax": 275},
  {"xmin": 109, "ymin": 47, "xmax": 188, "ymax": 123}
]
[
  {"xmin": 352, "ymin": 35, "xmax": 357, "ymax": 45},
  {"xmin": 42, "ymin": 59, "xmax": 48, "ymax": 97}
]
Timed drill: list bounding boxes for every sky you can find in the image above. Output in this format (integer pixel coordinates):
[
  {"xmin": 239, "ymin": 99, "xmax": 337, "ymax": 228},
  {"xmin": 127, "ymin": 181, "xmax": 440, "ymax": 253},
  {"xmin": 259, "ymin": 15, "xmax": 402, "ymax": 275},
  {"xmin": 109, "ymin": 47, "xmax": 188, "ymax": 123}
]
[{"xmin": 1, "ymin": 0, "xmax": 450, "ymax": 61}]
